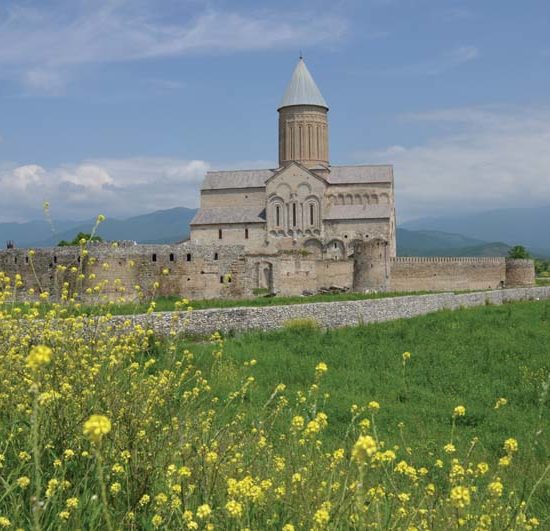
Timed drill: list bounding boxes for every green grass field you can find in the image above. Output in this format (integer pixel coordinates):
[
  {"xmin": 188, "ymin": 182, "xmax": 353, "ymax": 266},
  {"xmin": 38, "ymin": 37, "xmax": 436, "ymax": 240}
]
[{"xmin": 186, "ymin": 299, "xmax": 550, "ymax": 517}]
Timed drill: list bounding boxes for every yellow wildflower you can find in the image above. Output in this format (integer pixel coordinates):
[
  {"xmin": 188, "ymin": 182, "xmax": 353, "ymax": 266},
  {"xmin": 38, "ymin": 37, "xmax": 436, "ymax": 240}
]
[{"xmin": 83, "ymin": 415, "xmax": 111, "ymax": 444}]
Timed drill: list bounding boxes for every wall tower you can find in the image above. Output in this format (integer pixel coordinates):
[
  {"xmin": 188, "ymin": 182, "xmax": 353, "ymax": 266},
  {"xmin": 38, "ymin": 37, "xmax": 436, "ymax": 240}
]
[{"xmin": 278, "ymin": 58, "xmax": 329, "ymax": 169}]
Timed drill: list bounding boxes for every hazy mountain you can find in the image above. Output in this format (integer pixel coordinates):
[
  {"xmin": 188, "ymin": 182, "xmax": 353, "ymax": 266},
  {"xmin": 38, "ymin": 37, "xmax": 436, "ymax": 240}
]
[
  {"xmin": 1, "ymin": 207, "xmax": 197, "ymax": 248},
  {"xmin": 0, "ymin": 207, "xmax": 537, "ymax": 258},
  {"xmin": 402, "ymin": 206, "xmax": 550, "ymax": 254},
  {"xmin": 396, "ymin": 229, "xmax": 512, "ymax": 257}
]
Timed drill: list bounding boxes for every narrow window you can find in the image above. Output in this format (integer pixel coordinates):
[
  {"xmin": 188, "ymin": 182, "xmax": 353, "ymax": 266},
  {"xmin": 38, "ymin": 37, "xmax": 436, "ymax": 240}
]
[
  {"xmin": 334, "ymin": 242, "xmax": 337, "ymax": 249},
  {"xmin": 170, "ymin": 253, "xmax": 175, "ymax": 262},
  {"xmin": 292, "ymin": 203, "xmax": 297, "ymax": 227},
  {"xmin": 186, "ymin": 253, "xmax": 191, "ymax": 262},
  {"xmin": 245, "ymin": 228, "xmax": 249, "ymax": 239},
  {"xmin": 14, "ymin": 257, "xmax": 17, "ymax": 264},
  {"xmin": 25, "ymin": 256, "xmax": 29, "ymax": 264},
  {"xmin": 220, "ymin": 275, "xmax": 224, "ymax": 284},
  {"xmin": 152, "ymin": 253, "xmax": 157, "ymax": 262},
  {"xmin": 309, "ymin": 204, "xmax": 314, "ymax": 225},
  {"xmin": 218, "ymin": 229, "xmax": 223, "ymax": 240},
  {"xmin": 276, "ymin": 205, "xmax": 280, "ymax": 226},
  {"xmin": 214, "ymin": 252, "xmax": 219, "ymax": 260},
  {"xmin": 53, "ymin": 256, "xmax": 57, "ymax": 263}
]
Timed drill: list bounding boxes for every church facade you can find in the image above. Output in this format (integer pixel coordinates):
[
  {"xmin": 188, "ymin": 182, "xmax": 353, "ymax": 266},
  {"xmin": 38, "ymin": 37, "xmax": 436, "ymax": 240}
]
[{"xmin": 190, "ymin": 58, "xmax": 397, "ymax": 260}]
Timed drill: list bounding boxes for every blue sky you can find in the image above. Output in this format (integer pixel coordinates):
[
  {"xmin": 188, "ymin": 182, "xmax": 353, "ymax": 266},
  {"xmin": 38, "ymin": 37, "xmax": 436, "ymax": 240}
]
[{"xmin": 1, "ymin": 0, "xmax": 550, "ymax": 222}]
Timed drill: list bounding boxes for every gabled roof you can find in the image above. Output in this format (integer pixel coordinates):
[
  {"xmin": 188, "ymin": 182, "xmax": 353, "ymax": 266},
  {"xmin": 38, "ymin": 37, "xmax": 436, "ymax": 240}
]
[
  {"xmin": 190, "ymin": 207, "xmax": 266, "ymax": 226},
  {"xmin": 199, "ymin": 164, "xmax": 393, "ymax": 191},
  {"xmin": 201, "ymin": 169, "xmax": 275, "ymax": 191},
  {"xmin": 266, "ymin": 160, "xmax": 327, "ymax": 186},
  {"xmin": 279, "ymin": 58, "xmax": 328, "ymax": 110},
  {"xmin": 324, "ymin": 205, "xmax": 391, "ymax": 221},
  {"xmin": 327, "ymin": 165, "xmax": 393, "ymax": 185}
]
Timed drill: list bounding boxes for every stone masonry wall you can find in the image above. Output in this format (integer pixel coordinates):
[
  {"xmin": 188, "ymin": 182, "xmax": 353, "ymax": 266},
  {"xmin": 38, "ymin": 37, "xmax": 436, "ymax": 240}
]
[
  {"xmin": 0, "ymin": 242, "xmax": 249, "ymax": 301},
  {"xmin": 111, "ymin": 286, "xmax": 550, "ymax": 337},
  {"xmin": 389, "ymin": 257, "xmax": 507, "ymax": 292}
]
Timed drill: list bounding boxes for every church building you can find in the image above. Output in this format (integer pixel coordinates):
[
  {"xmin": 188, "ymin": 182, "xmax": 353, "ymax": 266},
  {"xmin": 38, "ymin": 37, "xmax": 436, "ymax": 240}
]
[{"xmin": 190, "ymin": 58, "xmax": 397, "ymax": 259}]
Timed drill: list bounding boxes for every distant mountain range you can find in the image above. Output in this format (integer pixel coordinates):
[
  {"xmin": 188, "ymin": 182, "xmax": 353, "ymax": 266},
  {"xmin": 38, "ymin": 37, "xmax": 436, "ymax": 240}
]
[
  {"xmin": 0, "ymin": 205, "xmax": 546, "ymax": 258},
  {"xmin": 0, "ymin": 207, "xmax": 196, "ymax": 248},
  {"xmin": 402, "ymin": 206, "xmax": 550, "ymax": 256}
]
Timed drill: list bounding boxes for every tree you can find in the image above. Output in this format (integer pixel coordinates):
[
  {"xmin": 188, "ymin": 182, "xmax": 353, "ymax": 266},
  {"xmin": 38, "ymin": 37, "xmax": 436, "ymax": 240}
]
[
  {"xmin": 507, "ymin": 245, "xmax": 530, "ymax": 259},
  {"xmin": 58, "ymin": 232, "xmax": 103, "ymax": 246}
]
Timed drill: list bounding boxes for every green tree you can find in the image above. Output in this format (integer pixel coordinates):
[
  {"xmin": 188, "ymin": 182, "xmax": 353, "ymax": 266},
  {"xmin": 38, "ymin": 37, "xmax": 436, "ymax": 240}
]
[
  {"xmin": 507, "ymin": 245, "xmax": 530, "ymax": 259},
  {"xmin": 58, "ymin": 232, "xmax": 103, "ymax": 247}
]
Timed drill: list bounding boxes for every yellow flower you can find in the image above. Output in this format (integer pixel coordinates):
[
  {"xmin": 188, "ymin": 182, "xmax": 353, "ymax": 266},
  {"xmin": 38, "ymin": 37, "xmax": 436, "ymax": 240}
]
[
  {"xmin": 291, "ymin": 416, "xmax": 304, "ymax": 430},
  {"xmin": 495, "ymin": 397, "xmax": 507, "ymax": 409},
  {"xmin": 26, "ymin": 345, "xmax": 52, "ymax": 370},
  {"xmin": 196, "ymin": 504, "xmax": 212, "ymax": 519},
  {"xmin": 443, "ymin": 443, "xmax": 456, "ymax": 454},
  {"xmin": 83, "ymin": 415, "xmax": 112, "ymax": 444},
  {"xmin": 16, "ymin": 476, "xmax": 31, "ymax": 489},
  {"xmin": 110, "ymin": 482, "xmax": 121, "ymax": 495},
  {"xmin": 504, "ymin": 438, "xmax": 518, "ymax": 454},
  {"xmin": 97, "ymin": 214, "xmax": 106, "ymax": 223},
  {"xmin": 315, "ymin": 362, "xmax": 328, "ymax": 375},
  {"xmin": 282, "ymin": 525, "xmax": 295, "ymax": 531},
  {"xmin": 139, "ymin": 494, "xmax": 150, "ymax": 506},
  {"xmin": 368, "ymin": 401, "xmax": 380, "ymax": 412},
  {"xmin": 313, "ymin": 502, "xmax": 331, "ymax": 526},
  {"xmin": 225, "ymin": 500, "xmax": 243, "ymax": 518},
  {"xmin": 488, "ymin": 480, "xmax": 503, "ymax": 497},
  {"xmin": 58, "ymin": 511, "xmax": 70, "ymax": 521},
  {"xmin": 152, "ymin": 515, "xmax": 163, "ymax": 528},
  {"xmin": 453, "ymin": 405, "xmax": 466, "ymax": 417},
  {"xmin": 499, "ymin": 455, "xmax": 512, "ymax": 467},
  {"xmin": 402, "ymin": 351, "xmax": 411, "ymax": 361},
  {"xmin": 66, "ymin": 497, "xmax": 79, "ymax": 508},
  {"xmin": 0, "ymin": 517, "xmax": 10, "ymax": 528},
  {"xmin": 449, "ymin": 485, "xmax": 471, "ymax": 508},
  {"xmin": 476, "ymin": 462, "xmax": 489, "ymax": 475},
  {"xmin": 352, "ymin": 435, "xmax": 377, "ymax": 462}
]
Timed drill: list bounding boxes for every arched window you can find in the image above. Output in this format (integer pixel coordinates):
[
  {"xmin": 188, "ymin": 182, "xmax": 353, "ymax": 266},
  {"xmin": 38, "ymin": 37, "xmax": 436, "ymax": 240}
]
[
  {"xmin": 292, "ymin": 203, "xmax": 297, "ymax": 227},
  {"xmin": 218, "ymin": 229, "xmax": 223, "ymax": 239},
  {"xmin": 245, "ymin": 228, "xmax": 249, "ymax": 239},
  {"xmin": 276, "ymin": 205, "xmax": 281, "ymax": 226},
  {"xmin": 310, "ymin": 203, "xmax": 314, "ymax": 226},
  {"xmin": 152, "ymin": 253, "xmax": 157, "ymax": 262},
  {"xmin": 170, "ymin": 253, "xmax": 175, "ymax": 262},
  {"xmin": 186, "ymin": 253, "xmax": 191, "ymax": 262}
]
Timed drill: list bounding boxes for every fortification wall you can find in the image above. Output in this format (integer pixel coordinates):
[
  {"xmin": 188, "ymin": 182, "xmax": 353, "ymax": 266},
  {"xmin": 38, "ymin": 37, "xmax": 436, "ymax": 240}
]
[
  {"xmin": 244, "ymin": 255, "xmax": 353, "ymax": 296},
  {"xmin": 388, "ymin": 257, "xmax": 507, "ymax": 292},
  {"xmin": 505, "ymin": 259, "xmax": 535, "ymax": 287},
  {"xmin": 0, "ymin": 243, "xmax": 249, "ymax": 301}
]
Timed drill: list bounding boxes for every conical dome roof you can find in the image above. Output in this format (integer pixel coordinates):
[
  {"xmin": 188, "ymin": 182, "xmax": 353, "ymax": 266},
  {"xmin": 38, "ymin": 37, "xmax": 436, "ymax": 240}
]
[{"xmin": 278, "ymin": 58, "xmax": 328, "ymax": 110}]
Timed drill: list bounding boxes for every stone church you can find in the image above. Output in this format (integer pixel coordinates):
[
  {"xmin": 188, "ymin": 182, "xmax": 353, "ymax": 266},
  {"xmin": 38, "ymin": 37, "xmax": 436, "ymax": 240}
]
[{"xmin": 190, "ymin": 58, "xmax": 397, "ymax": 260}]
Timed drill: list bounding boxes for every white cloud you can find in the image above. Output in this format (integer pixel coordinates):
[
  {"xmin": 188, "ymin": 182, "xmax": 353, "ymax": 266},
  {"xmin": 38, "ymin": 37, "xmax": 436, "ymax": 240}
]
[
  {"xmin": 359, "ymin": 106, "xmax": 550, "ymax": 221},
  {"xmin": 0, "ymin": 1, "xmax": 347, "ymax": 93},
  {"xmin": 0, "ymin": 156, "xmax": 275, "ymax": 222},
  {"xmin": 0, "ymin": 157, "xmax": 208, "ymax": 221}
]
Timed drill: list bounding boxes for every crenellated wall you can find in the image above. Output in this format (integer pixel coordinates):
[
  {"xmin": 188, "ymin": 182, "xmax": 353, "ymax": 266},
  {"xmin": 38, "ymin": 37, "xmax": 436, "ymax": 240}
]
[
  {"xmin": 389, "ymin": 256, "xmax": 508, "ymax": 292},
  {"xmin": 0, "ymin": 240, "xmax": 535, "ymax": 303}
]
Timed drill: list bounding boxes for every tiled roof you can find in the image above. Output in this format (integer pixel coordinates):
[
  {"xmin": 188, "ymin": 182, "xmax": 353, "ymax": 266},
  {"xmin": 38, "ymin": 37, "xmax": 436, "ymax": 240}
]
[
  {"xmin": 327, "ymin": 165, "xmax": 393, "ymax": 184},
  {"xmin": 190, "ymin": 207, "xmax": 266, "ymax": 225},
  {"xmin": 279, "ymin": 58, "xmax": 328, "ymax": 110},
  {"xmin": 201, "ymin": 169, "xmax": 275, "ymax": 190},
  {"xmin": 324, "ymin": 205, "xmax": 391, "ymax": 220}
]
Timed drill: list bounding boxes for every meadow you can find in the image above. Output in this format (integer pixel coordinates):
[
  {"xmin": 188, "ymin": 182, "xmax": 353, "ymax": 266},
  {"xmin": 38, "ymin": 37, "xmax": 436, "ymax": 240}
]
[{"xmin": 0, "ymin": 269, "xmax": 549, "ymax": 529}]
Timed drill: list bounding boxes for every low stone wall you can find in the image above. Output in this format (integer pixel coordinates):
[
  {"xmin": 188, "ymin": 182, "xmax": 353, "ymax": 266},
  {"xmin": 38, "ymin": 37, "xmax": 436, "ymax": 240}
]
[{"xmin": 113, "ymin": 286, "xmax": 550, "ymax": 337}]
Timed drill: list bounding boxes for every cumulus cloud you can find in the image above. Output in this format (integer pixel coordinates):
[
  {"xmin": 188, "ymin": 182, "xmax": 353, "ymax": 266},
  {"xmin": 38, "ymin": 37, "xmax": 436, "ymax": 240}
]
[
  {"xmin": 0, "ymin": 0, "xmax": 347, "ymax": 93},
  {"xmin": 0, "ymin": 157, "xmax": 209, "ymax": 222},
  {"xmin": 359, "ymin": 106, "xmax": 550, "ymax": 221}
]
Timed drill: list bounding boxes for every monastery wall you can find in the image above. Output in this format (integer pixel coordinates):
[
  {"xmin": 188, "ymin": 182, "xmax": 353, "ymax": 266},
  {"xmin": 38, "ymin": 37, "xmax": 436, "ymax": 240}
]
[
  {"xmin": 0, "ymin": 243, "xmax": 248, "ymax": 301},
  {"xmin": 389, "ymin": 257, "xmax": 508, "ymax": 292}
]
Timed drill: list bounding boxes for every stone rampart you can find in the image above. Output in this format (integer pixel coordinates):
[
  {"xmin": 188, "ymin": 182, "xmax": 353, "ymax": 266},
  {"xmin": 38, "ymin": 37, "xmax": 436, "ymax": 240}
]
[
  {"xmin": 389, "ymin": 256, "xmax": 507, "ymax": 292},
  {"xmin": 111, "ymin": 286, "xmax": 550, "ymax": 337}
]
